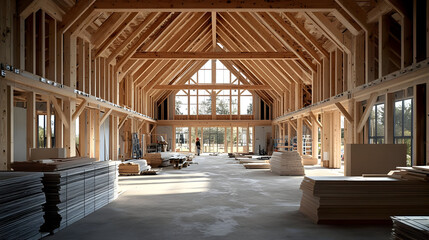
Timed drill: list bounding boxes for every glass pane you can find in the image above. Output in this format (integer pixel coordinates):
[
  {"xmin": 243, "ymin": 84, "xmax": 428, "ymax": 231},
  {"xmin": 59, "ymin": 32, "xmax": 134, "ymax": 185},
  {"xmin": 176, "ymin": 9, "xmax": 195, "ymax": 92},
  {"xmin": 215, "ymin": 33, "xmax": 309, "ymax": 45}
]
[
  {"xmin": 175, "ymin": 127, "xmax": 189, "ymax": 151},
  {"xmin": 404, "ymin": 99, "xmax": 412, "ymax": 136},
  {"xmin": 240, "ymin": 96, "xmax": 253, "ymax": 115},
  {"xmin": 369, "ymin": 106, "xmax": 376, "ymax": 137},
  {"xmin": 216, "ymin": 96, "xmax": 230, "ymax": 115},
  {"xmin": 198, "ymin": 96, "xmax": 211, "ymax": 115},
  {"xmin": 175, "ymin": 96, "xmax": 188, "ymax": 115},
  {"xmin": 231, "ymin": 96, "xmax": 238, "ymax": 114},
  {"xmin": 394, "ymin": 101, "xmax": 403, "ymax": 137},
  {"xmin": 249, "ymin": 127, "xmax": 253, "ymax": 153},
  {"xmin": 376, "ymin": 104, "xmax": 385, "ymax": 137},
  {"xmin": 189, "ymin": 96, "xmax": 197, "ymax": 115}
]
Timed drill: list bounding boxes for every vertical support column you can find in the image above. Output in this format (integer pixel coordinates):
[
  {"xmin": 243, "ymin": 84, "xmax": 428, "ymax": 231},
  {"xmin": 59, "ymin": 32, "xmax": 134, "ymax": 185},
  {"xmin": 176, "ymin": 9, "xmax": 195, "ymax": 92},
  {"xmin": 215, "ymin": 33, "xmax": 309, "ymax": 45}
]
[
  {"xmin": 322, "ymin": 57, "xmax": 330, "ymax": 100},
  {"xmin": 297, "ymin": 118, "xmax": 303, "ymax": 156},
  {"xmin": 312, "ymin": 116, "xmax": 319, "ymax": 163},
  {"xmin": 48, "ymin": 18, "xmax": 56, "ymax": 81},
  {"xmin": 335, "ymin": 49, "xmax": 343, "ymax": 95},
  {"xmin": 55, "ymin": 98, "xmax": 63, "ymax": 148},
  {"xmin": 87, "ymin": 110, "xmax": 94, "ymax": 157},
  {"xmin": 94, "ymin": 110, "xmax": 100, "ymax": 160},
  {"xmin": 385, "ymin": 93, "xmax": 394, "ymax": 144},
  {"xmin": 402, "ymin": 15, "xmax": 413, "ymax": 68},
  {"xmin": 79, "ymin": 112, "xmax": 86, "ymax": 156},
  {"xmin": 379, "ymin": 14, "xmax": 391, "ymax": 77},
  {"xmin": 330, "ymin": 51, "xmax": 335, "ymax": 97},
  {"xmin": 287, "ymin": 122, "xmax": 291, "ymax": 151},
  {"xmin": 26, "ymin": 92, "xmax": 36, "ymax": 160},
  {"xmin": 246, "ymin": 124, "xmax": 250, "ymax": 153},
  {"xmin": 0, "ymin": 80, "xmax": 13, "ymax": 169},
  {"xmin": 415, "ymin": 84, "xmax": 427, "ymax": 165},
  {"xmin": 46, "ymin": 98, "xmax": 51, "ymax": 148},
  {"xmin": 321, "ymin": 112, "xmax": 331, "ymax": 167},
  {"xmin": 353, "ymin": 33, "xmax": 365, "ymax": 86},
  {"xmin": 354, "ymin": 101, "xmax": 364, "ymax": 144},
  {"xmin": 63, "ymin": 99, "xmax": 76, "ymax": 157},
  {"xmin": 63, "ymin": 31, "xmax": 76, "ymax": 88},
  {"xmin": 332, "ymin": 111, "xmax": 341, "ymax": 169}
]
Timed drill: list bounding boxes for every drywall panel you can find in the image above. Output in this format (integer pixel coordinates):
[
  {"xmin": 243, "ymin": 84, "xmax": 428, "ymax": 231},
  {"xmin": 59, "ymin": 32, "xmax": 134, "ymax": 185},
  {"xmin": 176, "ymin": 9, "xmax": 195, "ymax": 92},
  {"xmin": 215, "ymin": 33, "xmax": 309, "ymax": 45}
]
[
  {"xmin": 14, "ymin": 107, "xmax": 27, "ymax": 161},
  {"xmin": 345, "ymin": 144, "xmax": 407, "ymax": 176},
  {"xmin": 255, "ymin": 126, "xmax": 272, "ymax": 154}
]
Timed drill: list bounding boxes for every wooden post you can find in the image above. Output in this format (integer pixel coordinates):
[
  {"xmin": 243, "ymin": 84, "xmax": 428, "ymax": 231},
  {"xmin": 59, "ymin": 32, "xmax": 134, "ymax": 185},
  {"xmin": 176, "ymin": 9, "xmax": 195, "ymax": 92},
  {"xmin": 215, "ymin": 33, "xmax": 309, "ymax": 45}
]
[
  {"xmin": 332, "ymin": 111, "xmax": 341, "ymax": 169},
  {"xmin": 94, "ymin": 110, "xmax": 100, "ymax": 160},
  {"xmin": 312, "ymin": 115, "xmax": 319, "ymax": 163},
  {"xmin": 287, "ymin": 122, "xmax": 291, "ymax": 150},
  {"xmin": 55, "ymin": 98, "xmax": 63, "ymax": 148},
  {"xmin": 46, "ymin": 99, "xmax": 51, "ymax": 148},
  {"xmin": 87, "ymin": 110, "xmax": 94, "ymax": 157},
  {"xmin": 385, "ymin": 93, "xmax": 394, "ymax": 144},
  {"xmin": 321, "ymin": 112, "xmax": 331, "ymax": 167},
  {"xmin": 26, "ymin": 92, "xmax": 36, "ymax": 160},
  {"xmin": 297, "ymin": 118, "xmax": 303, "ymax": 156},
  {"xmin": 79, "ymin": 112, "xmax": 86, "ymax": 156},
  {"xmin": 64, "ymin": 99, "xmax": 76, "ymax": 157},
  {"xmin": 379, "ymin": 14, "xmax": 391, "ymax": 77},
  {"xmin": 0, "ymin": 80, "xmax": 13, "ymax": 169}
]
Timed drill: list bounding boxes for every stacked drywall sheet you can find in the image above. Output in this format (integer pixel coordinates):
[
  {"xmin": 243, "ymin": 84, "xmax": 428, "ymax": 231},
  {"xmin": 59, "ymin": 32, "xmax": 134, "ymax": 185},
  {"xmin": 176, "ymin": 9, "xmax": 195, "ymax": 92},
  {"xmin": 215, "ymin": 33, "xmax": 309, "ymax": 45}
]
[
  {"xmin": 0, "ymin": 172, "xmax": 45, "ymax": 240},
  {"xmin": 299, "ymin": 175, "xmax": 429, "ymax": 223},
  {"xmin": 391, "ymin": 216, "xmax": 429, "ymax": 239},
  {"xmin": 119, "ymin": 159, "xmax": 151, "ymax": 175},
  {"xmin": 270, "ymin": 151, "xmax": 305, "ymax": 176},
  {"xmin": 41, "ymin": 161, "xmax": 119, "ymax": 233},
  {"xmin": 11, "ymin": 157, "xmax": 96, "ymax": 172},
  {"xmin": 243, "ymin": 163, "xmax": 271, "ymax": 169}
]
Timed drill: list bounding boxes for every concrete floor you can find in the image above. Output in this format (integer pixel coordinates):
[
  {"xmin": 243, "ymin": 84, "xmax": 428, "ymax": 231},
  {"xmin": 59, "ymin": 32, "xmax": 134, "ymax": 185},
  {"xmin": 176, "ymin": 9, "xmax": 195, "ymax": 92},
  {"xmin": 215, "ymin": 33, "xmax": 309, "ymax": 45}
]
[{"xmin": 47, "ymin": 154, "xmax": 392, "ymax": 240}]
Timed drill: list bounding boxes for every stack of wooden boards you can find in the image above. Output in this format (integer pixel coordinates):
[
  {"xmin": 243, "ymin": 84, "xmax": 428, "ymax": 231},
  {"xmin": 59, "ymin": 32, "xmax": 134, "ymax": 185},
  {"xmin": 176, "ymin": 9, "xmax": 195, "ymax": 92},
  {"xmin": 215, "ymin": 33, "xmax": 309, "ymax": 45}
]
[
  {"xmin": 300, "ymin": 173, "xmax": 429, "ymax": 223},
  {"xmin": 0, "ymin": 172, "xmax": 45, "ymax": 240},
  {"xmin": 11, "ymin": 157, "xmax": 96, "ymax": 171},
  {"xmin": 144, "ymin": 153, "xmax": 163, "ymax": 168},
  {"xmin": 243, "ymin": 160, "xmax": 271, "ymax": 169},
  {"xmin": 118, "ymin": 159, "xmax": 151, "ymax": 175},
  {"xmin": 41, "ymin": 161, "xmax": 118, "ymax": 233},
  {"xmin": 270, "ymin": 151, "xmax": 305, "ymax": 176},
  {"xmin": 391, "ymin": 216, "xmax": 429, "ymax": 239},
  {"xmin": 389, "ymin": 166, "xmax": 429, "ymax": 181}
]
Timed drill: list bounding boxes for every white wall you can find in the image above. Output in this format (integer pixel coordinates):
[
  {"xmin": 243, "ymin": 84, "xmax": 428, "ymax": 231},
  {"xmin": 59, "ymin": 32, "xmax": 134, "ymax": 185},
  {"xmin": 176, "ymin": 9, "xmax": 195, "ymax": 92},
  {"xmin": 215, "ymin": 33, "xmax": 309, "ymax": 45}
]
[
  {"xmin": 254, "ymin": 126, "xmax": 272, "ymax": 154},
  {"xmin": 14, "ymin": 106, "xmax": 27, "ymax": 161}
]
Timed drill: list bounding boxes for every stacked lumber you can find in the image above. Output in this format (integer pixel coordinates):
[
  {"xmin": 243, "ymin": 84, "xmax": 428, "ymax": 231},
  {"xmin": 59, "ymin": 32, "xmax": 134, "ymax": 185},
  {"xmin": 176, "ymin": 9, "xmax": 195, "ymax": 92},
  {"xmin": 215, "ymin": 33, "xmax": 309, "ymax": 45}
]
[
  {"xmin": 0, "ymin": 172, "xmax": 45, "ymax": 240},
  {"xmin": 240, "ymin": 159, "xmax": 270, "ymax": 164},
  {"xmin": 389, "ymin": 166, "xmax": 429, "ymax": 181},
  {"xmin": 243, "ymin": 163, "xmax": 271, "ymax": 169},
  {"xmin": 270, "ymin": 151, "xmax": 305, "ymax": 176},
  {"xmin": 391, "ymin": 216, "xmax": 429, "ymax": 239},
  {"xmin": 41, "ymin": 161, "xmax": 118, "ymax": 233},
  {"xmin": 144, "ymin": 153, "xmax": 163, "ymax": 167},
  {"xmin": 11, "ymin": 157, "xmax": 96, "ymax": 172},
  {"xmin": 119, "ymin": 160, "xmax": 151, "ymax": 175},
  {"xmin": 299, "ymin": 175, "xmax": 429, "ymax": 223}
]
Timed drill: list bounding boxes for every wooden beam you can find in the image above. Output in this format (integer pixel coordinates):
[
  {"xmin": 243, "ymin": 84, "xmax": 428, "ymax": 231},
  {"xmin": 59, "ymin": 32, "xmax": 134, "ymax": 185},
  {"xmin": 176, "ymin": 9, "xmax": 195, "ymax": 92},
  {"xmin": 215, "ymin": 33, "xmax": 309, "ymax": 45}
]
[
  {"xmin": 50, "ymin": 96, "xmax": 69, "ymax": 128},
  {"xmin": 131, "ymin": 51, "xmax": 298, "ymax": 60},
  {"xmin": 72, "ymin": 100, "xmax": 88, "ymax": 122},
  {"xmin": 91, "ymin": 13, "xmax": 129, "ymax": 48},
  {"xmin": 288, "ymin": 119, "xmax": 297, "ymax": 131},
  {"xmin": 153, "ymin": 84, "xmax": 271, "ymax": 90},
  {"xmin": 61, "ymin": 0, "xmax": 96, "ymax": 33},
  {"xmin": 334, "ymin": 0, "xmax": 369, "ymax": 33},
  {"xmin": 100, "ymin": 109, "xmax": 113, "ymax": 125},
  {"xmin": 93, "ymin": 0, "xmax": 336, "ymax": 12},
  {"xmin": 309, "ymin": 111, "xmax": 323, "ymax": 129},
  {"xmin": 118, "ymin": 116, "xmax": 128, "ymax": 129},
  {"xmin": 367, "ymin": 0, "xmax": 393, "ymax": 23},
  {"xmin": 335, "ymin": 102, "xmax": 353, "ymax": 123},
  {"xmin": 212, "ymin": 12, "xmax": 217, "ymax": 50},
  {"xmin": 357, "ymin": 92, "xmax": 378, "ymax": 133}
]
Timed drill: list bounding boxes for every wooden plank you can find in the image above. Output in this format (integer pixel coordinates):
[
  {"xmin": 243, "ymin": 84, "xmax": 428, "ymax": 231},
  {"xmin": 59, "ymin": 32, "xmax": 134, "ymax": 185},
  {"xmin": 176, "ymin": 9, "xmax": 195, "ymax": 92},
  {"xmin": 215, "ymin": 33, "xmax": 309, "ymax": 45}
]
[
  {"xmin": 152, "ymin": 84, "xmax": 271, "ymax": 90},
  {"xmin": 93, "ymin": 0, "xmax": 336, "ymax": 12},
  {"xmin": 385, "ymin": 93, "xmax": 394, "ymax": 144},
  {"xmin": 94, "ymin": 110, "xmax": 100, "ymax": 160},
  {"xmin": 0, "ymin": 81, "xmax": 12, "ymax": 169},
  {"xmin": 357, "ymin": 92, "xmax": 378, "ymax": 133},
  {"xmin": 212, "ymin": 12, "xmax": 217, "ymax": 50},
  {"xmin": 46, "ymin": 96, "xmax": 51, "ymax": 148},
  {"xmin": 334, "ymin": 0, "xmax": 369, "ymax": 33},
  {"xmin": 63, "ymin": 99, "xmax": 76, "ymax": 157},
  {"xmin": 297, "ymin": 118, "xmax": 303, "ymax": 155},
  {"xmin": 309, "ymin": 111, "xmax": 323, "ymax": 129},
  {"xmin": 335, "ymin": 102, "xmax": 353, "ymax": 123},
  {"xmin": 131, "ymin": 51, "xmax": 298, "ymax": 59},
  {"xmin": 91, "ymin": 13, "xmax": 128, "ymax": 48},
  {"xmin": 367, "ymin": 0, "xmax": 392, "ymax": 23}
]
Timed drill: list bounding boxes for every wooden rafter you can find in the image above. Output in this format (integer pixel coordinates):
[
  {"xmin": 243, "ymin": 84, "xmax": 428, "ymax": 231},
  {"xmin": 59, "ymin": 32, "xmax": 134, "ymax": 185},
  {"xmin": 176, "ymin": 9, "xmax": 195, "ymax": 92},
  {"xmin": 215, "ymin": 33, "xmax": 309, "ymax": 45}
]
[{"xmin": 130, "ymin": 51, "xmax": 298, "ymax": 59}]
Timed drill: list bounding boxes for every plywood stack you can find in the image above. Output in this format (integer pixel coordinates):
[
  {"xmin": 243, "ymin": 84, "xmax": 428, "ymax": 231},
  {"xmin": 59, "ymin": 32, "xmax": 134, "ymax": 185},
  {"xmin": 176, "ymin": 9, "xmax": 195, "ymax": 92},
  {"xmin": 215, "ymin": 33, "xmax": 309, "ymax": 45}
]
[
  {"xmin": 144, "ymin": 153, "xmax": 163, "ymax": 167},
  {"xmin": 270, "ymin": 151, "xmax": 305, "ymax": 176},
  {"xmin": 11, "ymin": 157, "xmax": 96, "ymax": 172},
  {"xmin": 299, "ymin": 176, "xmax": 429, "ymax": 223},
  {"xmin": 391, "ymin": 216, "xmax": 429, "ymax": 239},
  {"xmin": 0, "ymin": 172, "xmax": 45, "ymax": 240},
  {"xmin": 389, "ymin": 166, "xmax": 429, "ymax": 181},
  {"xmin": 119, "ymin": 160, "xmax": 151, "ymax": 175},
  {"xmin": 41, "ymin": 161, "xmax": 118, "ymax": 233}
]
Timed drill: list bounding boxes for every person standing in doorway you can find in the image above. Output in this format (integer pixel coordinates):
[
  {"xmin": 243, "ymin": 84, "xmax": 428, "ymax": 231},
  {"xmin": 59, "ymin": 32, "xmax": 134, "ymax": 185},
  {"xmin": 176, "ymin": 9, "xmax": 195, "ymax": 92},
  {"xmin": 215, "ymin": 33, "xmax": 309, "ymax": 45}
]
[{"xmin": 196, "ymin": 138, "xmax": 201, "ymax": 156}]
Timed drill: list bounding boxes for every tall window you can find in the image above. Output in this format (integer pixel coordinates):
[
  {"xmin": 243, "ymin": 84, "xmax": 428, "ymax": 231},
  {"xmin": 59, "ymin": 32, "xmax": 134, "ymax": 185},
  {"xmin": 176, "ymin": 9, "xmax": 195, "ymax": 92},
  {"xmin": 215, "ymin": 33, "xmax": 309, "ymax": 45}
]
[
  {"xmin": 368, "ymin": 103, "xmax": 385, "ymax": 144},
  {"xmin": 216, "ymin": 60, "xmax": 230, "ymax": 84},
  {"xmin": 216, "ymin": 90, "xmax": 230, "ymax": 115},
  {"xmin": 394, "ymin": 99, "xmax": 413, "ymax": 166},
  {"xmin": 175, "ymin": 127, "xmax": 189, "ymax": 151},
  {"xmin": 198, "ymin": 90, "xmax": 211, "ymax": 115}
]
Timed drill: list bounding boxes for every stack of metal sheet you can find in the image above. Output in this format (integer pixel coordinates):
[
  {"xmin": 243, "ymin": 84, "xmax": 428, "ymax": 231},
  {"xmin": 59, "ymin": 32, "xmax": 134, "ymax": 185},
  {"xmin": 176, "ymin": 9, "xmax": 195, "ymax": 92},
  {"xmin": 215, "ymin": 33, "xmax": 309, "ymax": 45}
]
[
  {"xmin": 0, "ymin": 172, "xmax": 45, "ymax": 240},
  {"xmin": 41, "ymin": 161, "xmax": 119, "ymax": 234}
]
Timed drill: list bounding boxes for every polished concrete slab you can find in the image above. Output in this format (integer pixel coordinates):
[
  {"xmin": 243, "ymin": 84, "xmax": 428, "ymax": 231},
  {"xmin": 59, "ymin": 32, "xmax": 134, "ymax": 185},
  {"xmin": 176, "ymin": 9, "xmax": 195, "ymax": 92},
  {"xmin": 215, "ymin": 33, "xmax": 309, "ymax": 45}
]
[{"xmin": 46, "ymin": 154, "xmax": 391, "ymax": 240}]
